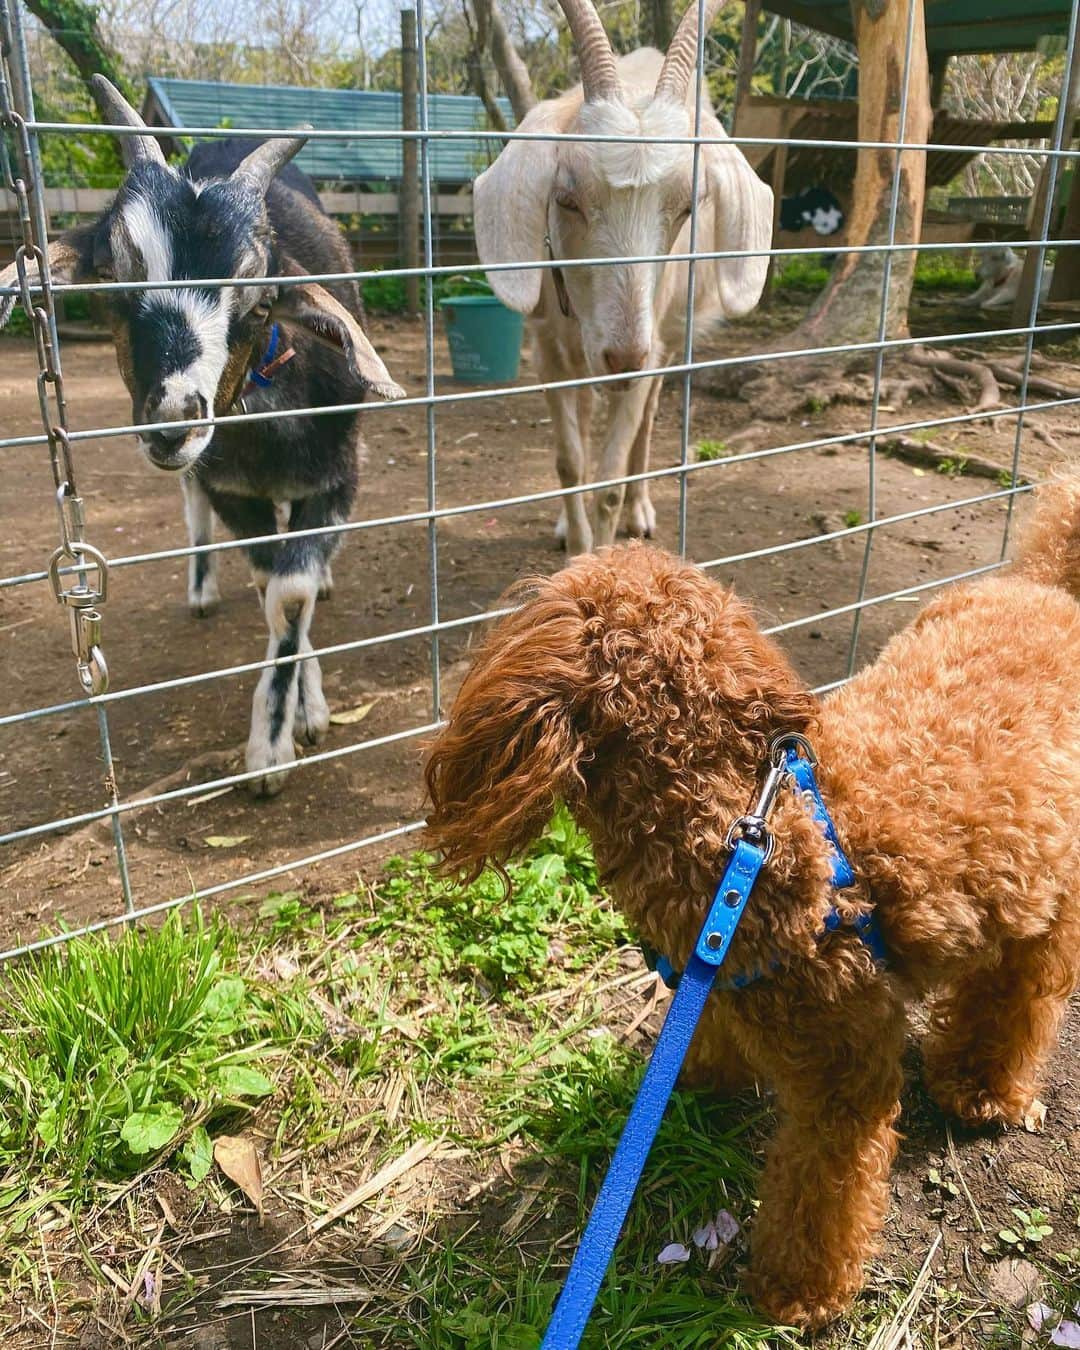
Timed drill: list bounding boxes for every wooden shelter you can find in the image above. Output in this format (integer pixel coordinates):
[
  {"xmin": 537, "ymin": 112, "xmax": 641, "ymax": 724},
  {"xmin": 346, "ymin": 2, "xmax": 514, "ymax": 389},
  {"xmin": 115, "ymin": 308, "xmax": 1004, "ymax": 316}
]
[{"xmin": 732, "ymin": 0, "xmax": 1075, "ymax": 283}]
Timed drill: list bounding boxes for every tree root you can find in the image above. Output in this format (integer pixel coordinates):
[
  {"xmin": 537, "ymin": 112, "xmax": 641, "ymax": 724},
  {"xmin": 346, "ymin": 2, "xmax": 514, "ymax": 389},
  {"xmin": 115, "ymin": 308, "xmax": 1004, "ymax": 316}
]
[{"xmin": 864, "ymin": 434, "xmax": 1024, "ymax": 484}]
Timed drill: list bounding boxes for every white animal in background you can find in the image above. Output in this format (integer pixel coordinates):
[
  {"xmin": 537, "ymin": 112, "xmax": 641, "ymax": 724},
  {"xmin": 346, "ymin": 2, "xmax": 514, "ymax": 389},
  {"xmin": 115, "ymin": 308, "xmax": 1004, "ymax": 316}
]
[
  {"xmin": 960, "ymin": 244, "xmax": 1054, "ymax": 311},
  {"xmin": 473, "ymin": 0, "xmax": 772, "ymax": 556}
]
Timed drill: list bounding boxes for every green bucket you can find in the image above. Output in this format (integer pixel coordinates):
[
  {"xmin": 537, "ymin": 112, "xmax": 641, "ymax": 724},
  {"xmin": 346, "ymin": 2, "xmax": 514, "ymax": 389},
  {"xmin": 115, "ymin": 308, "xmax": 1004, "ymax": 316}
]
[{"xmin": 439, "ymin": 294, "xmax": 524, "ymax": 384}]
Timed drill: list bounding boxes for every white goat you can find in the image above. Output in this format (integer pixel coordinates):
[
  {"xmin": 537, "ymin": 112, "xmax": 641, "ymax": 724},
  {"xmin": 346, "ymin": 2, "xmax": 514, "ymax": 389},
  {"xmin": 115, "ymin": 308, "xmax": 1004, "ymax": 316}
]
[
  {"xmin": 959, "ymin": 244, "xmax": 1054, "ymax": 311},
  {"xmin": 473, "ymin": 0, "xmax": 772, "ymax": 555}
]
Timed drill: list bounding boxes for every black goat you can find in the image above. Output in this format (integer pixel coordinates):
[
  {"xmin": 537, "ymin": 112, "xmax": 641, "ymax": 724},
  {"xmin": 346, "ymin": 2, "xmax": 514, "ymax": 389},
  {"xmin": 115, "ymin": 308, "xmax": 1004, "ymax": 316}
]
[{"xmin": 0, "ymin": 77, "xmax": 404, "ymax": 795}]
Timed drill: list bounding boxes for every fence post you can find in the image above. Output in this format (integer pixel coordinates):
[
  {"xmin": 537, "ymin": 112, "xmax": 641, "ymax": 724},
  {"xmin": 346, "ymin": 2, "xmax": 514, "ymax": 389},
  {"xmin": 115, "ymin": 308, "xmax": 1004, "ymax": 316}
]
[{"xmin": 400, "ymin": 7, "xmax": 420, "ymax": 317}]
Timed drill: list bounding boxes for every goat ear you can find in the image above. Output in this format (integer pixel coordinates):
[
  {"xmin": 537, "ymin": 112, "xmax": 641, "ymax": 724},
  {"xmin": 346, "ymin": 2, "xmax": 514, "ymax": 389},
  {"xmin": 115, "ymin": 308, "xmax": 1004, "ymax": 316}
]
[
  {"xmin": 702, "ymin": 115, "xmax": 773, "ymax": 318},
  {"xmin": 0, "ymin": 226, "xmax": 97, "ymax": 328},
  {"xmin": 473, "ymin": 101, "xmax": 561, "ymax": 314},
  {"xmin": 272, "ymin": 275, "xmax": 405, "ymax": 400}
]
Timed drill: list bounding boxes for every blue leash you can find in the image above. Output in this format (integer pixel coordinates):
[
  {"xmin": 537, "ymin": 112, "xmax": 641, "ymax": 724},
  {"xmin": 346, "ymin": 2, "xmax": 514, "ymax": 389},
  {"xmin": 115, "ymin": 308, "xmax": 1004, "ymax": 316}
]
[
  {"xmin": 540, "ymin": 838, "xmax": 768, "ymax": 1350},
  {"xmin": 540, "ymin": 737, "xmax": 882, "ymax": 1349}
]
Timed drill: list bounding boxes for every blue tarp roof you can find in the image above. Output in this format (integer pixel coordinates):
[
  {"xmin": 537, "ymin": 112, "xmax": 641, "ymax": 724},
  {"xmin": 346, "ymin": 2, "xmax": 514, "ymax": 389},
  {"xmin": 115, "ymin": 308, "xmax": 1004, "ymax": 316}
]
[{"xmin": 143, "ymin": 76, "xmax": 514, "ymax": 185}]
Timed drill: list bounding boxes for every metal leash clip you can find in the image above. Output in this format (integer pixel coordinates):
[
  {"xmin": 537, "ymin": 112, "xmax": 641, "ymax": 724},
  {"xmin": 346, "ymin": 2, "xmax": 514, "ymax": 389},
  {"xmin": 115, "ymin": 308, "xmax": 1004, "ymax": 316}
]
[
  {"xmin": 723, "ymin": 732, "xmax": 819, "ymax": 864},
  {"xmin": 47, "ymin": 540, "xmax": 110, "ymax": 695}
]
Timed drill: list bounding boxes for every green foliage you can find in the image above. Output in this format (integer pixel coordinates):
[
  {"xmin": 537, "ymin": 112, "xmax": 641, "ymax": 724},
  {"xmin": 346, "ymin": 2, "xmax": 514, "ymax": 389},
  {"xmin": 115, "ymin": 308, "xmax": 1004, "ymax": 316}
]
[
  {"xmin": 913, "ymin": 252, "xmax": 976, "ymax": 294},
  {"xmin": 361, "ymin": 272, "xmax": 407, "ymax": 314},
  {"xmin": 696, "ymin": 439, "xmax": 731, "ymax": 462},
  {"xmin": 936, "ymin": 457, "xmax": 969, "ymax": 478},
  {"xmin": 0, "ymin": 909, "xmax": 274, "ymax": 1202},
  {"xmin": 772, "ymin": 254, "xmax": 831, "ymax": 294},
  {"xmin": 998, "ymin": 1207, "xmax": 1053, "ymax": 1251},
  {"xmin": 368, "ymin": 807, "xmax": 624, "ymax": 992},
  {"xmin": 843, "ymin": 509, "xmax": 862, "ymax": 528}
]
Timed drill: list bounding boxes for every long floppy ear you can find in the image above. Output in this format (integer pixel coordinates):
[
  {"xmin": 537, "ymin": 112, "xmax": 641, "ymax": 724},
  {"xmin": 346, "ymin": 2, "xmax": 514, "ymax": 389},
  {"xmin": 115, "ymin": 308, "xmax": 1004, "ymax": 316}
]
[
  {"xmin": 424, "ymin": 587, "xmax": 590, "ymax": 882},
  {"xmin": 272, "ymin": 274, "xmax": 405, "ymax": 400},
  {"xmin": 472, "ymin": 100, "xmax": 562, "ymax": 314},
  {"xmin": 0, "ymin": 226, "xmax": 98, "ymax": 328},
  {"xmin": 701, "ymin": 112, "xmax": 773, "ymax": 318}
]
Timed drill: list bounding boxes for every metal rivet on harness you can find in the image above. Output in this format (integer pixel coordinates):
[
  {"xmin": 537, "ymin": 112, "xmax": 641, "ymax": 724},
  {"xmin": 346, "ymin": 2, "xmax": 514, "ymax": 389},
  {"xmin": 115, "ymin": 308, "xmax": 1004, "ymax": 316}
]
[
  {"xmin": 705, "ymin": 931, "xmax": 724, "ymax": 949},
  {"xmin": 723, "ymin": 888, "xmax": 741, "ymax": 907}
]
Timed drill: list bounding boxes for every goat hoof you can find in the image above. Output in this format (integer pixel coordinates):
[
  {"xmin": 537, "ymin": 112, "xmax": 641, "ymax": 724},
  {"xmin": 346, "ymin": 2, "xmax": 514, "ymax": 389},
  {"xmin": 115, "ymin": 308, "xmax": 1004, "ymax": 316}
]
[
  {"xmin": 317, "ymin": 583, "xmax": 333, "ymax": 602},
  {"xmin": 188, "ymin": 579, "xmax": 221, "ymax": 618},
  {"xmin": 624, "ymin": 499, "xmax": 657, "ymax": 540},
  {"xmin": 245, "ymin": 741, "xmax": 295, "ymax": 797},
  {"xmin": 294, "ymin": 696, "xmax": 330, "ymax": 747}
]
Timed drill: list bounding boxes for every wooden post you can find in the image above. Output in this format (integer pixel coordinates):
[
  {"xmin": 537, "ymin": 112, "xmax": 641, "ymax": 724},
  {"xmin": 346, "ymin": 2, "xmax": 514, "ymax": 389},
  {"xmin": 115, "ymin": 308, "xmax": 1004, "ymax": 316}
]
[
  {"xmin": 929, "ymin": 53, "xmax": 948, "ymax": 110},
  {"xmin": 400, "ymin": 7, "xmax": 420, "ymax": 317},
  {"xmin": 1013, "ymin": 33, "xmax": 1080, "ymax": 324},
  {"xmin": 732, "ymin": 0, "xmax": 762, "ymax": 138},
  {"xmin": 782, "ymin": 0, "xmax": 930, "ymax": 348}
]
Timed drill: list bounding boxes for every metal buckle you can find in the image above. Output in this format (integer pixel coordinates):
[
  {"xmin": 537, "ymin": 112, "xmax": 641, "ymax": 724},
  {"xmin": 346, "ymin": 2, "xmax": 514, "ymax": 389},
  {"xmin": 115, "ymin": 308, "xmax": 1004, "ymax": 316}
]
[
  {"xmin": 768, "ymin": 731, "xmax": 818, "ymax": 768},
  {"xmin": 723, "ymin": 732, "xmax": 821, "ymax": 866},
  {"xmin": 47, "ymin": 541, "xmax": 110, "ymax": 695}
]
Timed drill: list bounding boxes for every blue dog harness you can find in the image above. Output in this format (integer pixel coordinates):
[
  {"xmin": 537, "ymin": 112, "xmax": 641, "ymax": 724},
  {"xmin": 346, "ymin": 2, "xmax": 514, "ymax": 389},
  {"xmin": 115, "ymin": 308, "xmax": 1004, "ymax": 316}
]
[{"xmin": 540, "ymin": 734, "xmax": 885, "ymax": 1350}]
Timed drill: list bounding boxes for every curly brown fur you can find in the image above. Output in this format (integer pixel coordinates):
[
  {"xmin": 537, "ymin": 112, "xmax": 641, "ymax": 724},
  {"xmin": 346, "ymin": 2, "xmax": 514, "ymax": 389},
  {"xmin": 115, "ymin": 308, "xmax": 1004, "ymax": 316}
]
[{"xmin": 424, "ymin": 478, "xmax": 1080, "ymax": 1328}]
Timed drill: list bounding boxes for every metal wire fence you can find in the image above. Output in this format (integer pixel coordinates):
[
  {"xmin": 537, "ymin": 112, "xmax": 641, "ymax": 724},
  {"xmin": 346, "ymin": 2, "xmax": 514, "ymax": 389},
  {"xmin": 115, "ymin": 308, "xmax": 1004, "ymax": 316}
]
[{"xmin": 2, "ymin": 0, "xmax": 1078, "ymax": 961}]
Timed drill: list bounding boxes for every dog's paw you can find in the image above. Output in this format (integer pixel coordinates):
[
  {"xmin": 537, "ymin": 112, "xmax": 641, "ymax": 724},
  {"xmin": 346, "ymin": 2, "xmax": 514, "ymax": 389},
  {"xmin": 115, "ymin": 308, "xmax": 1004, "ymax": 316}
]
[{"xmin": 747, "ymin": 1269, "xmax": 858, "ymax": 1330}]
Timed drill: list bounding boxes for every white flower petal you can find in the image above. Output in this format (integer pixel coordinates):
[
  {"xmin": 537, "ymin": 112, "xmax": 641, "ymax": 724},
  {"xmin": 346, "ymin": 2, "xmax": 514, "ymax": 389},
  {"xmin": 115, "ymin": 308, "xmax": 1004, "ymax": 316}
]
[
  {"xmin": 656, "ymin": 1242, "xmax": 691, "ymax": 1265},
  {"xmin": 1051, "ymin": 1320, "xmax": 1080, "ymax": 1349},
  {"xmin": 692, "ymin": 1224, "xmax": 714, "ymax": 1249},
  {"xmin": 714, "ymin": 1209, "xmax": 740, "ymax": 1245},
  {"xmin": 1028, "ymin": 1302, "xmax": 1056, "ymax": 1332}
]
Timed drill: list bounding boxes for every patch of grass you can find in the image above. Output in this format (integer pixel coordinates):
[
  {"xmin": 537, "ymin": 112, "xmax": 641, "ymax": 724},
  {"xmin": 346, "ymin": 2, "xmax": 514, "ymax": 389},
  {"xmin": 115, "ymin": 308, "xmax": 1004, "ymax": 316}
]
[
  {"xmin": 936, "ymin": 456, "xmax": 968, "ymax": 478},
  {"xmin": 772, "ymin": 255, "xmax": 830, "ymax": 293},
  {"xmin": 695, "ymin": 439, "xmax": 732, "ymax": 462},
  {"xmin": 913, "ymin": 251, "xmax": 976, "ymax": 294},
  {"xmin": 0, "ymin": 909, "xmax": 275, "ymax": 1208},
  {"xmin": 366, "ymin": 807, "xmax": 626, "ymax": 993},
  {"xmin": 805, "ymin": 394, "xmax": 827, "ymax": 414},
  {"xmin": 843, "ymin": 509, "xmax": 863, "ymax": 528}
]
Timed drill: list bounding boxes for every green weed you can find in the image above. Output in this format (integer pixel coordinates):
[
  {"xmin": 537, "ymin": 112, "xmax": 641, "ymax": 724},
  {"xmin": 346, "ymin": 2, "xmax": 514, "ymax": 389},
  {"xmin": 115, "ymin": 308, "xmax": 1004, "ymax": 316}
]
[
  {"xmin": 843, "ymin": 509, "xmax": 863, "ymax": 528},
  {"xmin": 696, "ymin": 439, "xmax": 731, "ymax": 462},
  {"xmin": 0, "ymin": 910, "xmax": 274, "ymax": 1205}
]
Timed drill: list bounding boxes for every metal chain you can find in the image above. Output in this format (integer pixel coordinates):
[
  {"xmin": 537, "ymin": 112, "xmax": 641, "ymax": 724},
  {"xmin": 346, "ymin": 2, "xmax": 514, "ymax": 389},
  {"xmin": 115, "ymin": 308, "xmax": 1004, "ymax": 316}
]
[
  {"xmin": 0, "ymin": 0, "xmax": 107, "ymax": 696},
  {"xmin": 1, "ymin": 0, "xmax": 133, "ymax": 916}
]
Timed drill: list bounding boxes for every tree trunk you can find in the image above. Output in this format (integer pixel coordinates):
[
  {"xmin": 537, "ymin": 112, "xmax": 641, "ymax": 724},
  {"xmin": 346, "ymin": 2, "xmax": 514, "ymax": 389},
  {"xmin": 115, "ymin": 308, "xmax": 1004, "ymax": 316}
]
[
  {"xmin": 639, "ymin": 0, "xmax": 674, "ymax": 51},
  {"xmin": 23, "ymin": 0, "xmax": 133, "ymax": 116},
  {"xmin": 471, "ymin": 0, "xmax": 535, "ymax": 123},
  {"xmin": 787, "ymin": 0, "xmax": 930, "ymax": 349},
  {"xmin": 463, "ymin": 0, "xmax": 509, "ymax": 132}
]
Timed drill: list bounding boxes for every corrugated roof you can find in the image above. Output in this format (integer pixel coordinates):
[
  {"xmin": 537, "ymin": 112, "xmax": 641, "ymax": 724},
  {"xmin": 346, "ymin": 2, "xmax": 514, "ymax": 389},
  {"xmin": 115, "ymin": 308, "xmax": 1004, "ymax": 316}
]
[
  {"xmin": 143, "ymin": 77, "xmax": 514, "ymax": 185},
  {"xmin": 768, "ymin": 0, "xmax": 1072, "ymax": 55}
]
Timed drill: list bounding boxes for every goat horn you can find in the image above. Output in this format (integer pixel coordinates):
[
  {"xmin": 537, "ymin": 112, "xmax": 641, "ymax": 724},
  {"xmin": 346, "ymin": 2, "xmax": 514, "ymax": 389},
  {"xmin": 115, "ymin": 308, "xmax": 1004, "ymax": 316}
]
[
  {"xmin": 233, "ymin": 130, "xmax": 311, "ymax": 195},
  {"xmin": 654, "ymin": 0, "xmax": 726, "ymax": 103},
  {"xmin": 90, "ymin": 75, "xmax": 167, "ymax": 170},
  {"xmin": 555, "ymin": 0, "xmax": 619, "ymax": 102}
]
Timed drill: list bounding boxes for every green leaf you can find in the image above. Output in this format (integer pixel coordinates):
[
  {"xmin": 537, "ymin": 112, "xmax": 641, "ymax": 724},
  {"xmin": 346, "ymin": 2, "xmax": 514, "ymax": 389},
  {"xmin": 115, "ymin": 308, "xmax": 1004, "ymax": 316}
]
[
  {"xmin": 181, "ymin": 1125, "xmax": 214, "ymax": 1187},
  {"xmin": 215, "ymin": 1065, "xmax": 274, "ymax": 1099},
  {"xmin": 204, "ymin": 835, "xmax": 251, "ymax": 848},
  {"xmin": 121, "ymin": 1104, "xmax": 184, "ymax": 1155},
  {"xmin": 201, "ymin": 977, "xmax": 245, "ymax": 1029},
  {"xmin": 998, "ymin": 1228, "xmax": 1022, "ymax": 1246}
]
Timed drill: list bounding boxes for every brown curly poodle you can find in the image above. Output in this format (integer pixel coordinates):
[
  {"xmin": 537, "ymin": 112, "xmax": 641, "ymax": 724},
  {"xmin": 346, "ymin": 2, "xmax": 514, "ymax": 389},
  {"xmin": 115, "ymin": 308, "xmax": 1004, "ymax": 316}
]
[{"xmin": 424, "ymin": 477, "xmax": 1080, "ymax": 1329}]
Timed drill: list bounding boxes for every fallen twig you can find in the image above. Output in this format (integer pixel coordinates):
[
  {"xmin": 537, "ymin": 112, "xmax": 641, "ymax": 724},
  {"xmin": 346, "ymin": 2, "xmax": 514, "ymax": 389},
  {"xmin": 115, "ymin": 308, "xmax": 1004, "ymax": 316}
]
[
  {"xmin": 308, "ymin": 1134, "xmax": 446, "ymax": 1235},
  {"xmin": 867, "ymin": 1233, "xmax": 943, "ymax": 1350}
]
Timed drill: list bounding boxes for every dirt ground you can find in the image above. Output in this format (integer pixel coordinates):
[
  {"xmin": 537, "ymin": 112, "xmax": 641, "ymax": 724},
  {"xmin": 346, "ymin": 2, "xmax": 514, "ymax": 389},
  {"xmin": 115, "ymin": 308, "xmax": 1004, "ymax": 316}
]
[
  {"xmin": 3, "ymin": 298, "xmax": 1080, "ymax": 1343},
  {"xmin": 3, "ymin": 298, "xmax": 1076, "ymax": 946}
]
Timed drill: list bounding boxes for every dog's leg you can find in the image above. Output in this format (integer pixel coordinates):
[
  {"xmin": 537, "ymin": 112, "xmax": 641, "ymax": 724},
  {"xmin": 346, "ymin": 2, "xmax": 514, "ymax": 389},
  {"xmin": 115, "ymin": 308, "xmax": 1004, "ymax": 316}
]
[
  {"xmin": 740, "ymin": 984, "xmax": 905, "ymax": 1329},
  {"xmin": 679, "ymin": 995, "xmax": 758, "ymax": 1095},
  {"xmin": 923, "ymin": 932, "xmax": 1079, "ymax": 1127}
]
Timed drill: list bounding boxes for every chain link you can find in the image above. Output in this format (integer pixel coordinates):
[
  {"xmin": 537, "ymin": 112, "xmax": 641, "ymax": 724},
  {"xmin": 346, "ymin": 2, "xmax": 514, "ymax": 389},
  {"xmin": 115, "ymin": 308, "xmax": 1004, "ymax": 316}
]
[{"xmin": 0, "ymin": 4, "xmax": 108, "ymax": 695}]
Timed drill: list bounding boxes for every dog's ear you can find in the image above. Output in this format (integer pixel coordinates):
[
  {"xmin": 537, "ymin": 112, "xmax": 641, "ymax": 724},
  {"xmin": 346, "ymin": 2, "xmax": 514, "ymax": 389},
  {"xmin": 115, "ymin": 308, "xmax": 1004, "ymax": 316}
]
[{"xmin": 425, "ymin": 589, "xmax": 589, "ymax": 882}]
